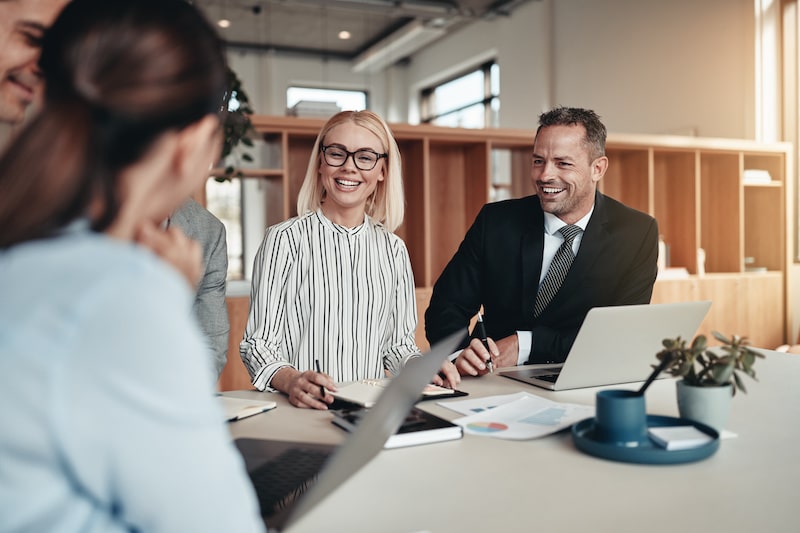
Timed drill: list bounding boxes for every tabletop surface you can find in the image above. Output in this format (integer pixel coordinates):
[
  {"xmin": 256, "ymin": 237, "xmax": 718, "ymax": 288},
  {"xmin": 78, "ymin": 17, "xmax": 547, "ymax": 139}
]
[{"xmin": 225, "ymin": 348, "xmax": 800, "ymax": 533}]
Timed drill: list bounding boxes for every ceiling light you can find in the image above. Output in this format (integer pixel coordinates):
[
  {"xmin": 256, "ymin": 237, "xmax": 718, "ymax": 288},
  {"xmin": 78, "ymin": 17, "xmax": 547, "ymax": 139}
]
[
  {"xmin": 218, "ymin": 19, "xmax": 231, "ymax": 29},
  {"xmin": 338, "ymin": 30, "xmax": 351, "ymax": 40}
]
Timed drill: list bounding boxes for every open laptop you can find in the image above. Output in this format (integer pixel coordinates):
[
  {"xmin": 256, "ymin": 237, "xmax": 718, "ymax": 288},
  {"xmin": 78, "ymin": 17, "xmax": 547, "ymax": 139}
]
[
  {"xmin": 234, "ymin": 330, "xmax": 465, "ymax": 532},
  {"xmin": 499, "ymin": 301, "xmax": 711, "ymax": 391}
]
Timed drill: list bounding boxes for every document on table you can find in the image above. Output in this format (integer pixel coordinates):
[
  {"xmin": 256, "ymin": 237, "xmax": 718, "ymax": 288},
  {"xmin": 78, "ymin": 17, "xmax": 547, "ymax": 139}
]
[{"xmin": 438, "ymin": 392, "xmax": 594, "ymax": 440}]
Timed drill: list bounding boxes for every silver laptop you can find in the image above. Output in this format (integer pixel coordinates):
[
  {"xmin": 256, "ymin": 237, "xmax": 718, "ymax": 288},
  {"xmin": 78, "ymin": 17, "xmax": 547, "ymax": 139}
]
[
  {"xmin": 499, "ymin": 301, "xmax": 711, "ymax": 391},
  {"xmin": 234, "ymin": 330, "xmax": 465, "ymax": 532}
]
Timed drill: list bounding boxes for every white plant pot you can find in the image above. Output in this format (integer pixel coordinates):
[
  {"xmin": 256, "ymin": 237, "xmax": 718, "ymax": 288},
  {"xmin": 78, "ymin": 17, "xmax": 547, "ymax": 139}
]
[{"xmin": 675, "ymin": 380, "xmax": 733, "ymax": 432}]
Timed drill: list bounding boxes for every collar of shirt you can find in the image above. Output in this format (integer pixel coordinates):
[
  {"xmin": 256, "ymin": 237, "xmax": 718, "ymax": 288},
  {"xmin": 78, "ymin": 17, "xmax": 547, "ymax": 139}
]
[
  {"xmin": 540, "ymin": 205, "xmax": 595, "ymax": 284},
  {"xmin": 59, "ymin": 218, "xmax": 92, "ymax": 236},
  {"xmin": 542, "ymin": 206, "xmax": 594, "ymax": 237},
  {"xmin": 315, "ymin": 208, "xmax": 370, "ymax": 236}
]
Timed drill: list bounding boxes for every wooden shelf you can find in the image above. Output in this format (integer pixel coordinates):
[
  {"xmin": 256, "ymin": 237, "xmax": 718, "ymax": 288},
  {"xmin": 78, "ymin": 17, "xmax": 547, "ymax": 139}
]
[{"xmin": 209, "ymin": 168, "xmax": 283, "ymax": 179}]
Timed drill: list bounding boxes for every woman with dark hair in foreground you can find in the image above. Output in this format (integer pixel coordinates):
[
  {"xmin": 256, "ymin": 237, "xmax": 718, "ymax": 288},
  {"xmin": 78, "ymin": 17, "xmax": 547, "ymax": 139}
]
[{"xmin": 0, "ymin": 0, "xmax": 264, "ymax": 530}]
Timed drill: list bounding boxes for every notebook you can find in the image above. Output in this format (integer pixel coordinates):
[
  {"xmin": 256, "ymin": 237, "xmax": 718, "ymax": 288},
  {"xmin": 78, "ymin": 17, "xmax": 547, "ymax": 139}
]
[
  {"xmin": 331, "ymin": 406, "xmax": 462, "ymax": 448},
  {"xmin": 233, "ymin": 330, "xmax": 465, "ymax": 532},
  {"xmin": 330, "ymin": 378, "xmax": 467, "ymax": 408},
  {"xmin": 499, "ymin": 301, "xmax": 711, "ymax": 391}
]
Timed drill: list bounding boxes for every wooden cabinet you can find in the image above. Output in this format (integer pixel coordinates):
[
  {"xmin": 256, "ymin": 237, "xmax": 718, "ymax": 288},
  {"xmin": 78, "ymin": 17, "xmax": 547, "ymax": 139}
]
[
  {"xmin": 225, "ymin": 116, "xmax": 792, "ymax": 355},
  {"xmin": 602, "ymin": 134, "xmax": 793, "ymax": 348}
]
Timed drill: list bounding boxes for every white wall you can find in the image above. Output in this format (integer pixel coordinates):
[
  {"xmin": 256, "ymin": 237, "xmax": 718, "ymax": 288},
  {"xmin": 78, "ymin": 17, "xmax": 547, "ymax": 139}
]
[
  {"xmin": 553, "ymin": 0, "xmax": 755, "ymax": 138},
  {"xmin": 401, "ymin": 0, "xmax": 755, "ymax": 137}
]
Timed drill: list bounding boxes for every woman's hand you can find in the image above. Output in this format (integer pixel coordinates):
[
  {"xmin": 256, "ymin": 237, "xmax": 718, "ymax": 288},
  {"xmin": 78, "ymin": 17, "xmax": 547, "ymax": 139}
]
[
  {"xmin": 136, "ymin": 221, "xmax": 203, "ymax": 289},
  {"xmin": 431, "ymin": 359, "xmax": 460, "ymax": 389},
  {"xmin": 272, "ymin": 367, "xmax": 338, "ymax": 410}
]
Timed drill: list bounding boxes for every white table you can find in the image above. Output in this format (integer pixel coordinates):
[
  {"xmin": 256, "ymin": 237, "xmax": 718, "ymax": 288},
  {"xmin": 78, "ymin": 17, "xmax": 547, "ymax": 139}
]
[{"xmin": 226, "ymin": 349, "xmax": 800, "ymax": 533}]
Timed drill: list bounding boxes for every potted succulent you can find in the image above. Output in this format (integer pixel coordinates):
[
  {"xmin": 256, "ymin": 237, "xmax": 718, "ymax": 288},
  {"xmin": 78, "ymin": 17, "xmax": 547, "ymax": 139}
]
[{"xmin": 654, "ymin": 331, "xmax": 764, "ymax": 431}]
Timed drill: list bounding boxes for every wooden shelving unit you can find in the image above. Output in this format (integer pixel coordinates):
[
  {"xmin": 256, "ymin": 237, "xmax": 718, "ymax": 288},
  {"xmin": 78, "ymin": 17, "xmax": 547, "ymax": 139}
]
[{"xmin": 220, "ymin": 116, "xmax": 792, "ymax": 382}]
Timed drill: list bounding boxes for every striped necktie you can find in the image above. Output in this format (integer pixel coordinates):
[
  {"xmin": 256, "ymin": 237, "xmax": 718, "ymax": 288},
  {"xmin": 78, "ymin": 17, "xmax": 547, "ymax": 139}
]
[{"xmin": 533, "ymin": 224, "xmax": 582, "ymax": 317}]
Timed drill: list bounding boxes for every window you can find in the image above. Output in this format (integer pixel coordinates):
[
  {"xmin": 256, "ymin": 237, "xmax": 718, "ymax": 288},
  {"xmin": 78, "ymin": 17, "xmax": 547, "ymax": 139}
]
[
  {"xmin": 206, "ymin": 177, "xmax": 244, "ymax": 280},
  {"xmin": 420, "ymin": 61, "xmax": 499, "ymax": 128},
  {"xmin": 286, "ymin": 87, "xmax": 367, "ymax": 117}
]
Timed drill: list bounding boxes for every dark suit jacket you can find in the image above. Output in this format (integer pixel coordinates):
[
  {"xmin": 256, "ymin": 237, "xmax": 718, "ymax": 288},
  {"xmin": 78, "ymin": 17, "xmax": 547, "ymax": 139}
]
[{"xmin": 425, "ymin": 191, "xmax": 659, "ymax": 364}]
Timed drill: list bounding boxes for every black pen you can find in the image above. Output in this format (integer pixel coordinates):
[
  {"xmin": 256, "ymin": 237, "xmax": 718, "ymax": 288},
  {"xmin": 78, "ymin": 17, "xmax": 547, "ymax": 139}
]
[
  {"xmin": 314, "ymin": 359, "xmax": 326, "ymax": 399},
  {"xmin": 475, "ymin": 313, "xmax": 493, "ymax": 373}
]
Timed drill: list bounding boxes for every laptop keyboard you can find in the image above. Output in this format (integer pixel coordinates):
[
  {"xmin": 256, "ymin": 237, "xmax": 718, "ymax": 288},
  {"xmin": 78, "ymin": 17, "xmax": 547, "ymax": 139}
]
[
  {"xmin": 248, "ymin": 447, "xmax": 331, "ymax": 517},
  {"xmin": 536, "ymin": 374, "xmax": 560, "ymax": 383}
]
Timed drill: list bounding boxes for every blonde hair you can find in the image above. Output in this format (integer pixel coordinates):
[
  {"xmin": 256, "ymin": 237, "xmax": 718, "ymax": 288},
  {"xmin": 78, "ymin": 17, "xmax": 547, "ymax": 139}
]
[{"xmin": 296, "ymin": 110, "xmax": 405, "ymax": 232}]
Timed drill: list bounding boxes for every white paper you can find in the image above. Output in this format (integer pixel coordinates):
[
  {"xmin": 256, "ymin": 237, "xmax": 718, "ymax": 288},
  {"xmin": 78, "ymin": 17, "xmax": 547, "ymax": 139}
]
[
  {"xmin": 648, "ymin": 426, "xmax": 714, "ymax": 450},
  {"xmin": 437, "ymin": 391, "xmax": 531, "ymax": 416},
  {"xmin": 444, "ymin": 392, "xmax": 594, "ymax": 440}
]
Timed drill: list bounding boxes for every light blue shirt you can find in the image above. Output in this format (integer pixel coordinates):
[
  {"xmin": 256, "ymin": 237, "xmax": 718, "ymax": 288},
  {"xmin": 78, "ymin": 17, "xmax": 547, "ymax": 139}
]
[{"xmin": 0, "ymin": 224, "xmax": 264, "ymax": 532}]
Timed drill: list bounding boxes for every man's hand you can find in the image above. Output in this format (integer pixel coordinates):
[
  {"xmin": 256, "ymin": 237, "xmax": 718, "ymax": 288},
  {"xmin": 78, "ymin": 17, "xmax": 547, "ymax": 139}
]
[
  {"xmin": 454, "ymin": 334, "xmax": 520, "ymax": 376},
  {"xmin": 454, "ymin": 337, "xmax": 498, "ymax": 376},
  {"xmin": 493, "ymin": 334, "xmax": 521, "ymax": 367}
]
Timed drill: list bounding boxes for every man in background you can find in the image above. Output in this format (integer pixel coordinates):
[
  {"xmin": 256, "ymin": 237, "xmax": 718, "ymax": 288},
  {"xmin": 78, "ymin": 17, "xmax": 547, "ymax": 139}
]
[{"xmin": 169, "ymin": 199, "xmax": 231, "ymax": 378}]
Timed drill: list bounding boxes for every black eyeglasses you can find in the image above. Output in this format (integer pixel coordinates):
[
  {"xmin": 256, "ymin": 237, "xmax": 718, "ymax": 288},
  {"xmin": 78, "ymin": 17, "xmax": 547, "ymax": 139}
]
[{"xmin": 320, "ymin": 144, "xmax": 387, "ymax": 171}]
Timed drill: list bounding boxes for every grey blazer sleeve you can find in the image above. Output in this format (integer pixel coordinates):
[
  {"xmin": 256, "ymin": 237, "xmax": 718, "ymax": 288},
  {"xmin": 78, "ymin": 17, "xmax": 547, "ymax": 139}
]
[{"xmin": 170, "ymin": 199, "xmax": 230, "ymax": 378}]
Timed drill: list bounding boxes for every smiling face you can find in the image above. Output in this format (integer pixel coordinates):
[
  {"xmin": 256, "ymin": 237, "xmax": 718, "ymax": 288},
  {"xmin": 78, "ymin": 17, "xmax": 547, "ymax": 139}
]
[
  {"xmin": 530, "ymin": 123, "xmax": 608, "ymax": 224},
  {"xmin": 318, "ymin": 121, "xmax": 386, "ymax": 228},
  {"xmin": 0, "ymin": 0, "xmax": 69, "ymax": 124}
]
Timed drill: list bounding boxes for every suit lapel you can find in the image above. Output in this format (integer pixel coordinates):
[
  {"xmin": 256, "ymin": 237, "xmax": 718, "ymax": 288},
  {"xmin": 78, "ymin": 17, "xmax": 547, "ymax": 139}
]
[{"xmin": 560, "ymin": 191, "xmax": 609, "ymax": 289}]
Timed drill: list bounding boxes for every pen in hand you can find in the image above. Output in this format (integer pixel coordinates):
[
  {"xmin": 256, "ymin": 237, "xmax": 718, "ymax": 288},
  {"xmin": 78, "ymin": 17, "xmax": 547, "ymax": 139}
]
[
  {"xmin": 475, "ymin": 313, "xmax": 493, "ymax": 373},
  {"xmin": 314, "ymin": 359, "xmax": 326, "ymax": 400}
]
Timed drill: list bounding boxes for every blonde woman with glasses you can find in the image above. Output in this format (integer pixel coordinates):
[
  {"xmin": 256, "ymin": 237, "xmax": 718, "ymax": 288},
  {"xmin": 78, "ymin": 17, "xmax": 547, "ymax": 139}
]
[{"xmin": 241, "ymin": 110, "xmax": 459, "ymax": 409}]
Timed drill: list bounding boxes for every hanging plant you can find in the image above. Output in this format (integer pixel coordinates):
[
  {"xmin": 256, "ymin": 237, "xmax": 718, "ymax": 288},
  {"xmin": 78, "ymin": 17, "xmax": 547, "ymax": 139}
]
[{"xmin": 219, "ymin": 66, "xmax": 256, "ymax": 180}]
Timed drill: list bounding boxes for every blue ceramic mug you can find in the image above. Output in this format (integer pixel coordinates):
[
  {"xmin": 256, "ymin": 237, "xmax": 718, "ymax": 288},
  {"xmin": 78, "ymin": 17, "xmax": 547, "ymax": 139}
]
[{"xmin": 594, "ymin": 389, "xmax": 647, "ymax": 447}]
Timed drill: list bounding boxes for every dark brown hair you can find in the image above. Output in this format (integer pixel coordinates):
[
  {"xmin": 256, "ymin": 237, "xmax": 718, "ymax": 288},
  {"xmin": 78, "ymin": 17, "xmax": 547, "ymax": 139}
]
[
  {"xmin": 0, "ymin": 0, "xmax": 228, "ymax": 248},
  {"xmin": 536, "ymin": 106, "xmax": 607, "ymax": 161}
]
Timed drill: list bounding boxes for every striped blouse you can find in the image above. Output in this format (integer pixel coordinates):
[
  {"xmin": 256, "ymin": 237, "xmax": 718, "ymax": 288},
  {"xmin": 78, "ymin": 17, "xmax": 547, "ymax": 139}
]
[{"xmin": 240, "ymin": 209, "xmax": 421, "ymax": 390}]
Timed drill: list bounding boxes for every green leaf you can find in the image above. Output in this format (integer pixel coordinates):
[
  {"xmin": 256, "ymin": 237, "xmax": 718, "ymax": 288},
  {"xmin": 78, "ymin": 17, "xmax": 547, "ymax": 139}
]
[
  {"xmin": 691, "ymin": 335, "xmax": 707, "ymax": 351},
  {"xmin": 712, "ymin": 331, "xmax": 730, "ymax": 344},
  {"xmin": 733, "ymin": 371, "xmax": 747, "ymax": 394},
  {"xmin": 710, "ymin": 363, "xmax": 733, "ymax": 385}
]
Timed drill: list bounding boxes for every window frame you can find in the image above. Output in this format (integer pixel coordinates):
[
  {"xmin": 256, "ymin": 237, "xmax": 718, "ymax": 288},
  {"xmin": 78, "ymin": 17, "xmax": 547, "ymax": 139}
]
[{"xmin": 419, "ymin": 60, "xmax": 498, "ymax": 128}]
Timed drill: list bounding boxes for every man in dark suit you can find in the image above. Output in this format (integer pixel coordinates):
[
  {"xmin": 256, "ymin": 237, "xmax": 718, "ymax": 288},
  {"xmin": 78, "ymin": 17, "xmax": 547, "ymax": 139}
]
[{"xmin": 425, "ymin": 107, "xmax": 658, "ymax": 376}]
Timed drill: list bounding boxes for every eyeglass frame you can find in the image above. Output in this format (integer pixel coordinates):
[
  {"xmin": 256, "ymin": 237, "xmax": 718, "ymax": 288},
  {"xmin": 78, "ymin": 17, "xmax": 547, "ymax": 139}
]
[{"xmin": 320, "ymin": 144, "xmax": 388, "ymax": 171}]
